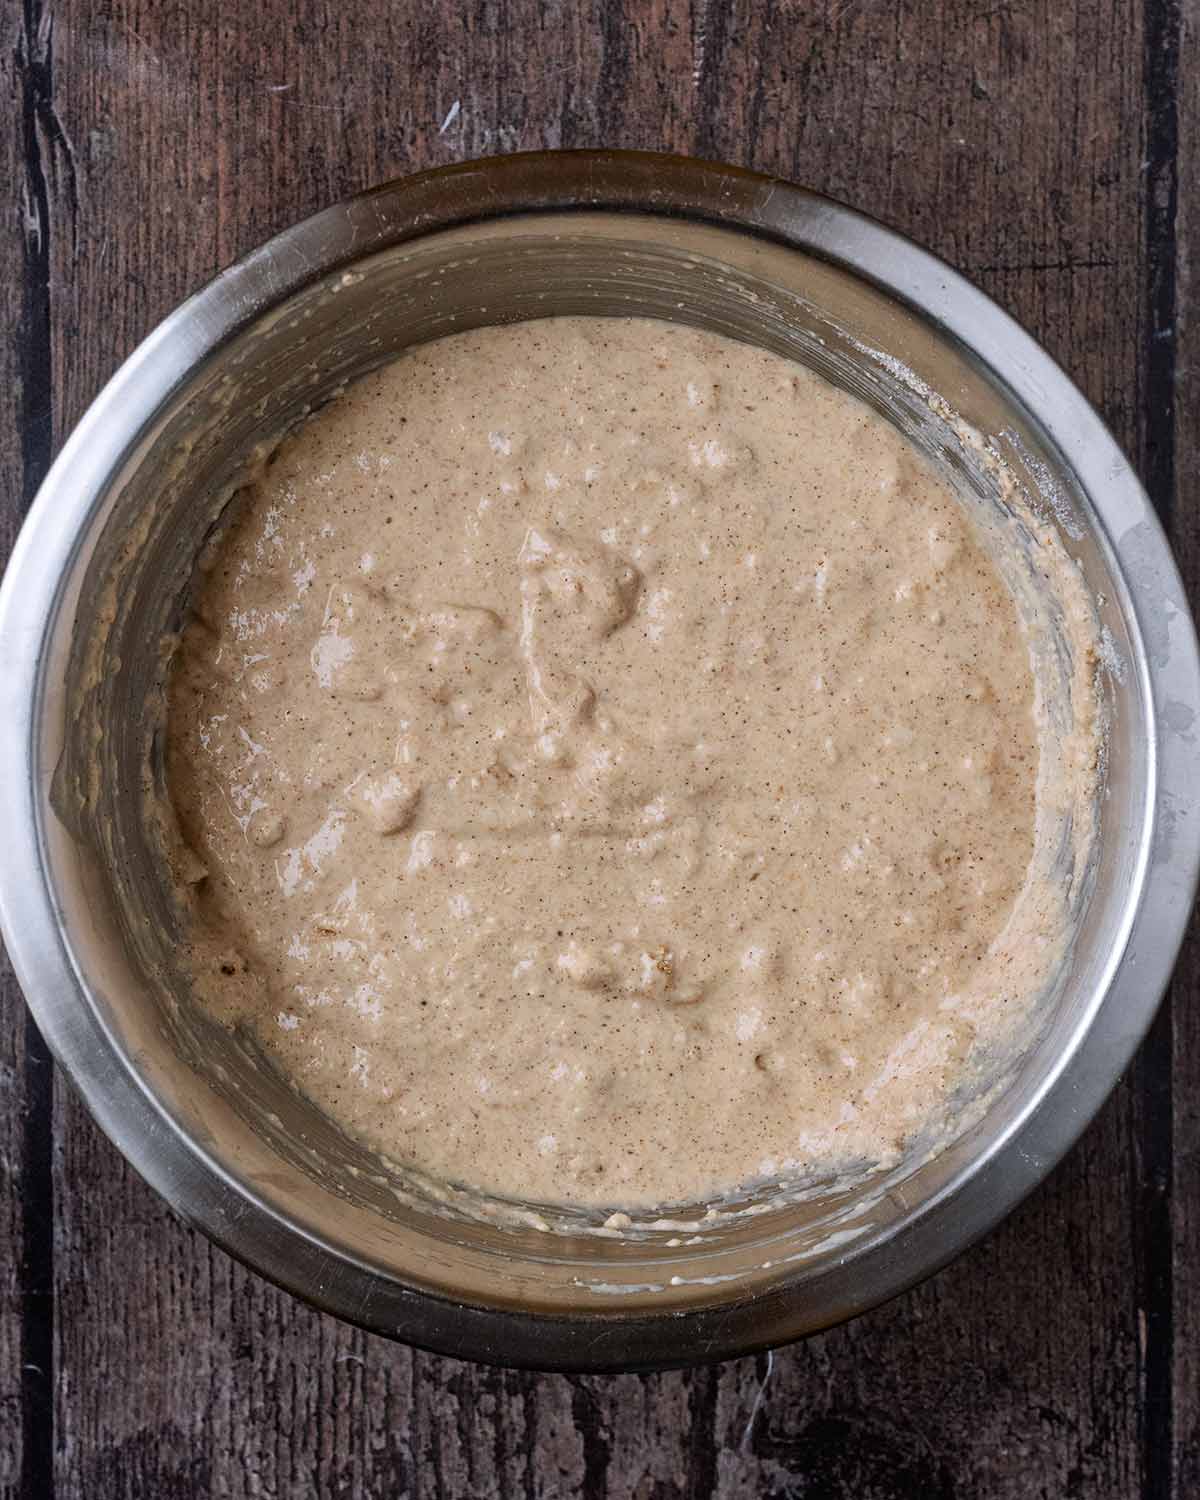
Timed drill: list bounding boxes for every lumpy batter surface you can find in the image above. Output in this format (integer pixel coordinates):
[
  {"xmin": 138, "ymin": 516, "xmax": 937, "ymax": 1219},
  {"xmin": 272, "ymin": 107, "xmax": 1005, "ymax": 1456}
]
[{"xmin": 166, "ymin": 317, "xmax": 1048, "ymax": 1209}]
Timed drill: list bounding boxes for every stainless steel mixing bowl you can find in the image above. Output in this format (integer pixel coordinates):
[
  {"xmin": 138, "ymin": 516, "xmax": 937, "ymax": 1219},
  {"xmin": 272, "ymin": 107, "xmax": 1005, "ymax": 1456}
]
[{"xmin": 1, "ymin": 152, "xmax": 1197, "ymax": 1372}]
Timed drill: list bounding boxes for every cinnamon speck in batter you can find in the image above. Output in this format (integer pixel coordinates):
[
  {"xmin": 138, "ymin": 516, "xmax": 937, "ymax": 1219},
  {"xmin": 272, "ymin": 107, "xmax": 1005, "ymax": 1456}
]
[{"xmin": 164, "ymin": 317, "xmax": 1090, "ymax": 1209}]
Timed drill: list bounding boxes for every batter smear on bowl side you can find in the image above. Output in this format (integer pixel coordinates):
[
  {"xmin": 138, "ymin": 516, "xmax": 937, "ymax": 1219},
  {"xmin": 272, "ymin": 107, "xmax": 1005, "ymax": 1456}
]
[{"xmin": 163, "ymin": 316, "xmax": 1095, "ymax": 1210}]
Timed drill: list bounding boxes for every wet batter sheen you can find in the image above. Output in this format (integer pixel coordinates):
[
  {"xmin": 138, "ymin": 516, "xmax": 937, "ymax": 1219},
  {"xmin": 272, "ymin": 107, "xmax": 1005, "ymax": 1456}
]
[{"xmin": 166, "ymin": 317, "xmax": 1058, "ymax": 1209}]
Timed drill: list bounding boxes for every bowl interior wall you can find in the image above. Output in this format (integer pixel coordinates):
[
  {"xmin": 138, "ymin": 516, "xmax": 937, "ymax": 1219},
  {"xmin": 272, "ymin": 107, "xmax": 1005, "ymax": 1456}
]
[{"xmin": 46, "ymin": 212, "xmax": 1147, "ymax": 1313}]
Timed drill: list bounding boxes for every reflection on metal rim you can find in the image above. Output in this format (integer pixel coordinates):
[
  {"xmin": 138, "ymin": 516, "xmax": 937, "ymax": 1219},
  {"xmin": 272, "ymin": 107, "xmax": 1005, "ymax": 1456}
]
[{"xmin": 0, "ymin": 151, "xmax": 1197, "ymax": 1371}]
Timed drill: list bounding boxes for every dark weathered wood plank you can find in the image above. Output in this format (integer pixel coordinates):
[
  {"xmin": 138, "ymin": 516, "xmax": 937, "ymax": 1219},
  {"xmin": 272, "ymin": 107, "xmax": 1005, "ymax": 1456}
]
[
  {"xmin": 0, "ymin": 0, "xmax": 1178, "ymax": 1496},
  {"xmin": 3, "ymin": 5, "xmax": 60, "ymax": 1499},
  {"xmin": 0, "ymin": 951, "xmax": 27, "ymax": 1500},
  {"xmin": 1168, "ymin": 3, "xmax": 1199, "ymax": 1496},
  {"xmin": 0, "ymin": 47, "xmax": 24, "ymax": 1500},
  {"xmin": 0, "ymin": 99, "xmax": 26, "ymax": 1472},
  {"xmin": 0, "ymin": 960, "xmax": 31, "ymax": 1500}
]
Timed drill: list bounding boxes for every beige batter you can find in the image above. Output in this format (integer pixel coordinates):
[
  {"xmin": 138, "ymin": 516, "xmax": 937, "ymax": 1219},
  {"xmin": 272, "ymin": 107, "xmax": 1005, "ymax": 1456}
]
[{"xmin": 165, "ymin": 316, "xmax": 1077, "ymax": 1210}]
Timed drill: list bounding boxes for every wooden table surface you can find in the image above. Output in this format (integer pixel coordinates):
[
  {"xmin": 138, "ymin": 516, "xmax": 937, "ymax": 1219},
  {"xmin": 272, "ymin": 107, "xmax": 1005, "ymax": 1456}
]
[{"xmin": 2, "ymin": 2, "xmax": 1198, "ymax": 1496}]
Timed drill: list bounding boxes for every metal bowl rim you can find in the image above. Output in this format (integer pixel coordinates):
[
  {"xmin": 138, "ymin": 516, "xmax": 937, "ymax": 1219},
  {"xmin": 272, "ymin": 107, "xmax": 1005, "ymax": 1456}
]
[{"xmin": 1, "ymin": 149, "xmax": 1196, "ymax": 1371}]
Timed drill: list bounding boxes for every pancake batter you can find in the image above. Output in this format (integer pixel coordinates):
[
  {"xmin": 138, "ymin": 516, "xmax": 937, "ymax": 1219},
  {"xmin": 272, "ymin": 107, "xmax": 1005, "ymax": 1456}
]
[{"xmin": 165, "ymin": 317, "xmax": 1071, "ymax": 1209}]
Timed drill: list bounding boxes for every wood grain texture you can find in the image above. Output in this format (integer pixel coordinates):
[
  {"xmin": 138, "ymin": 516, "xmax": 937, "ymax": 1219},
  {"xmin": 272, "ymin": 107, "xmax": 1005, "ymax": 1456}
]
[
  {"xmin": 4, "ymin": 5, "xmax": 60, "ymax": 1499},
  {"xmin": 1167, "ymin": 3, "xmax": 1199, "ymax": 1497},
  {"xmin": 0, "ymin": 0, "xmax": 26, "ymax": 1464},
  {"xmin": 0, "ymin": 0, "xmax": 1193, "ymax": 1495}
]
